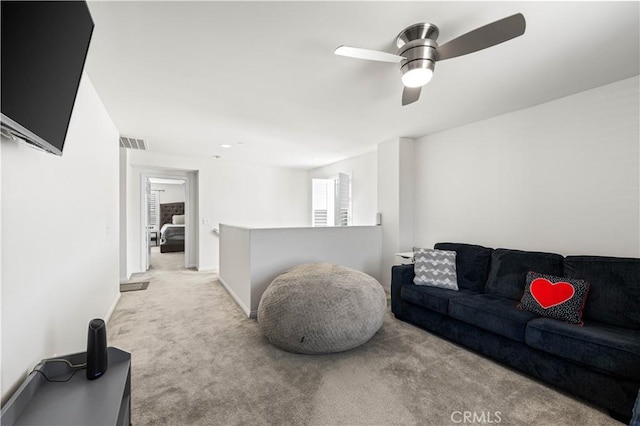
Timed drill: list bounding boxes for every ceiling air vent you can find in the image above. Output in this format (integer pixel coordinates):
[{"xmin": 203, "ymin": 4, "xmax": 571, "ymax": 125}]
[{"xmin": 119, "ymin": 136, "xmax": 148, "ymax": 150}]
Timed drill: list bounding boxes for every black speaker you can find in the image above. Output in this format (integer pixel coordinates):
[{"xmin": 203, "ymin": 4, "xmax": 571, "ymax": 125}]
[{"xmin": 86, "ymin": 318, "xmax": 108, "ymax": 380}]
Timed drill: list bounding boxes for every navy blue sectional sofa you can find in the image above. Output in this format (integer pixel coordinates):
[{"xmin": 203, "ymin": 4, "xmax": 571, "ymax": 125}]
[{"xmin": 391, "ymin": 242, "xmax": 640, "ymax": 422}]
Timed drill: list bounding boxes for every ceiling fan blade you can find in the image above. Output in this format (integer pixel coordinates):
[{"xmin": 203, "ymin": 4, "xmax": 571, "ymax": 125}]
[
  {"xmin": 436, "ymin": 13, "xmax": 526, "ymax": 61},
  {"xmin": 334, "ymin": 45, "xmax": 405, "ymax": 63},
  {"xmin": 402, "ymin": 87, "xmax": 421, "ymax": 106}
]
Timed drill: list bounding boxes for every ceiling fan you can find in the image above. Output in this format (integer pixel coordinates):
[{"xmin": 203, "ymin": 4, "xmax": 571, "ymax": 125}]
[{"xmin": 335, "ymin": 13, "xmax": 526, "ymax": 106}]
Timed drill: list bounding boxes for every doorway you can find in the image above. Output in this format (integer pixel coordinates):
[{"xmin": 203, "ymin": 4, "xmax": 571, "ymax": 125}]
[
  {"xmin": 149, "ymin": 177, "xmax": 186, "ymax": 270},
  {"xmin": 140, "ymin": 173, "xmax": 194, "ymax": 272}
]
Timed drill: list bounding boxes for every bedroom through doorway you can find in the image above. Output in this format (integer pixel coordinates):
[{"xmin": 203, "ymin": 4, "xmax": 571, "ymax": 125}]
[{"xmin": 146, "ymin": 176, "xmax": 187, "ymax": 271}]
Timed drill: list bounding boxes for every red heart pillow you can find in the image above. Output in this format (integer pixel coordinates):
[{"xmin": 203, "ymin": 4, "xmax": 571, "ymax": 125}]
[
  {"xmin": 530, "ymin": 278, "xmax": 575, "ymax": 309},
  {"xmin": 518, "ymin": 272, "xmax": 590, "ymax": 325}
]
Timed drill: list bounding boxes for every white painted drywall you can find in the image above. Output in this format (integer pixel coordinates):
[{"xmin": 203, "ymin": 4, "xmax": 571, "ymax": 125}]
[
  {"xmin": 398, "ymin": 140, "xmax": 414, "ymax": 255},
  {"xmin": 377, "ymin": 139, "xmax": 399, "ymax": 289},
  {"xmin": 219, "ymin": 224, "xmax": 382, "ymax": 317},
  {"xmin": 119, "ymin": 148, "xmax": 128, "ymax": 282},
  {"xmin": 0, "ymin": 117, "xmax": 3, "ymax": 386},
  {"xmin": 377, "ymin": 138, "xmax": 415, "ymax": 289},
  {"xmin": 308, "ymin": 150, "xmax": 378, "ymax": 226},
  {"xmin": 413, "ymin": 76, "xmax": 640, "ymax": 257},
  {"xmin": 122, "ymin": 150, "xmax": 309, "ymax": 274},
  {"xmin": 250, "ymin": 226, "xmax": 382, "ymax": 315},
  {"xmin": 151, "ymin": 182, "xmax": 185, "ymax": 204},
  {"xmin": 218, "ymin": 224, "xmax": 252, "ymax": 316},
  {"xmin": 1, "ymin": 74, "xmax": 120, "ymax": 404}
]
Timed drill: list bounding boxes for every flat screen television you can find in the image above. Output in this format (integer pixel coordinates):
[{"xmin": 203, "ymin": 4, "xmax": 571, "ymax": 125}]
[{"xmin": 1, "ymin": 1, "xmax": 94, "ymax": 156}]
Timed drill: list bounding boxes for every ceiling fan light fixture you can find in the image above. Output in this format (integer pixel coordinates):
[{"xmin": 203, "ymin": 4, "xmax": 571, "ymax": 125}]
[
  {"xmin": 402, "ymin": 68, "xmax": 433, "ymax": 87},
  {"xmin": 401, "ymin": 59, "xmax": 435, "ymax": 88},
  {"xmin": 335, "ymin": 13, "xmax": 526, "ymax": 105}
]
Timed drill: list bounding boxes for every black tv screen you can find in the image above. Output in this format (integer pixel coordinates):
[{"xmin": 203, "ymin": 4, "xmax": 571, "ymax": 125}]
[{"xmin": 1, "ymin": 1, "xmax": 94, "ymax": 155}]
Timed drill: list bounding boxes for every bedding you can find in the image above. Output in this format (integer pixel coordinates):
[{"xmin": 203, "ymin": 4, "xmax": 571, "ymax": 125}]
[
  {"xmin": 160, "ymin": 223, "xmax": 185, "ymax": 253},
  {"xmin": 160, "ymin": 224, "xmax": 184, "ymax": 242},
  {"xmin": 159, "ymin": 202, "xmax": 185, "ymax": 253}
]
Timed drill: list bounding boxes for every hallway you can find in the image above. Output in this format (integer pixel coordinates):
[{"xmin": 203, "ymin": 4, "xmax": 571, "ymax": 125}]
[{"xmin": 149, "ymin": 246, "xmax": 185, "ymax": 271}]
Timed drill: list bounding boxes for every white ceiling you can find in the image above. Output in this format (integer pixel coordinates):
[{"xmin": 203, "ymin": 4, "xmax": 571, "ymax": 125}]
[{"xmin": 85, "ymin": 1, "xmax": 639, "ymax": 169}]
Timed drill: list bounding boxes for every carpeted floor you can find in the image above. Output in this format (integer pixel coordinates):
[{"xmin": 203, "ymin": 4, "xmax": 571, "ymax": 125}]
[{"xmin": 109, "ymin": 252, "xmax": 620, "ymax": 425}]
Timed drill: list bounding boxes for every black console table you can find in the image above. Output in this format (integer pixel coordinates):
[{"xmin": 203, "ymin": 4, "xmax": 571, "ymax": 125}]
[{"xmin": 1, "ymin": 347, "xmax": 131, "ymax": 426}]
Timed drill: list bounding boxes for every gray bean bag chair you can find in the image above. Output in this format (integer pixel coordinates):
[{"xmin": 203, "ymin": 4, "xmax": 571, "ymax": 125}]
[{"xmin": 257, "ymin": 263, "xmax": 386, "ymax": 354}]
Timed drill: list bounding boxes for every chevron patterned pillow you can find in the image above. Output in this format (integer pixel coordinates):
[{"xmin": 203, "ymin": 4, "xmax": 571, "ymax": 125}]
[{"xmin": 413, "ymin": 248, "xmax": 459, "ymax": 290}]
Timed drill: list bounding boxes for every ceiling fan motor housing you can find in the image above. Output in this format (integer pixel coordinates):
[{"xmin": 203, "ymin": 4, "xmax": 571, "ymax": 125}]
[{"xmin": 397, "ymin": 23, "xmax": 440, "ymax": 84}]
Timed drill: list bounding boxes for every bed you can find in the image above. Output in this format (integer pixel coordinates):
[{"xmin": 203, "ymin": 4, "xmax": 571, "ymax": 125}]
[{"xmin": 159, "ymin": 202, "xmax": 185, "ymax": 253}]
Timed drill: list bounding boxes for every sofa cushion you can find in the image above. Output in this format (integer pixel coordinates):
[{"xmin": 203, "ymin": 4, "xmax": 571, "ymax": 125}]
[
  {"xmin": 518, "ymin": 272, "xmax": 590, "ymax": 325},
  {"xmin": 434, "ymin": 243, "xmax": 493, "ymax": 292},
  {"xmin": 526, "ymin": 317, "xmax": 640, "ymax": 381},
  {"xmin": 448, "ymin": 294, "xmax": 540, "ymax": 342},
  {"xmin": 401, "ymin": 285, "xmax": 477, "ymax": 315},
  {"xmin": 485, "ymin": 249, "xmax": 564, "ymax": 301},
  {"xmin": 563, "ymin": 256, "xmax": 640, "ymax": 329},
  {"xmin": 413, "ymin": 248, "xmax": 458, "ymax": 290}
]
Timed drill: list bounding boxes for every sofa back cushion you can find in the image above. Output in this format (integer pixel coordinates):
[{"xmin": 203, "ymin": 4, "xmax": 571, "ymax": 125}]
[
  {"xmin": 485, "ymin": 249, "xmax": 564, "ymax": 300},
  {"xmin": 434, "ymin": 243, "xmax": 493, "ymax": 292},
  {"xmin": 563, "ymin": 256, "xmax": 640, "ymax": 329}
]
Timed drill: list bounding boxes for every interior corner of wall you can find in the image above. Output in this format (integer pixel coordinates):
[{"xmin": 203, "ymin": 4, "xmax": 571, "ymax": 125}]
[{"xmin": 105, "ymin": 292, "xmax": 121, "ymax": 323}]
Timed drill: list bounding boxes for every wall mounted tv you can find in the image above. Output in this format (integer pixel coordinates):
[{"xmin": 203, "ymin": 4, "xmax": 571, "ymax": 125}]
[{"xmin": 1, "ymin": 1, "xmax": 94, "ymax": 156}]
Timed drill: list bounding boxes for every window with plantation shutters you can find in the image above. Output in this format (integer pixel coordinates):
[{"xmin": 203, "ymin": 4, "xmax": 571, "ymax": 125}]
[
  {"xmin": 312, "ymin": 179, "xmax": 329, "ymax": 226},
  {"xmin": 312, "ymin": 173, "xmax": 352, "ymax": 227},
  {"xmin": 336, "ymin": 173, "xmax": 351, "ymax": 226},
  {"xmin": 149, "ymin": 190, "xmax": 160, "ymax": 230}
]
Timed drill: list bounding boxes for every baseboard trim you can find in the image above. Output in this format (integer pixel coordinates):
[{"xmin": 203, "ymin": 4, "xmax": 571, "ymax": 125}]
[
  {"xmin": 218, "ymin": 276, "xmax": 252, "ymax": 318},
  {"xmin": 105, "ymin": 291, "xmax": 121, "ymax": 323}
]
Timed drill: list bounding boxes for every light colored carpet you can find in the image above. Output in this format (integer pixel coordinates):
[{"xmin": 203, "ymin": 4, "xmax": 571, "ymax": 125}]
[
  {"xmin": 149, "ymin": 246, "xmax": 184, "ymax": 271},
  {"xmin": 109, "ymin": 254, "xmax": 620, "ymax": 425}
]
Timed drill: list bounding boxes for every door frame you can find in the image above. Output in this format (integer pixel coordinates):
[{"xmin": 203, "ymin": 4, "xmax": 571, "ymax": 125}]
[{"xmin": 140, "ymin": 173, "xmax": 193, "ymax": 270}]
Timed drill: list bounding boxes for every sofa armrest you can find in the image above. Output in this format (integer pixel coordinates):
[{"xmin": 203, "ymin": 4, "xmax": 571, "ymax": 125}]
[
  {"xmin": 632, "ymin": 388, "xmax": 640, "ymax": 426},
  {"xmin": 391, "ymin": 264, "xmax": 415, "ymax": 318}
]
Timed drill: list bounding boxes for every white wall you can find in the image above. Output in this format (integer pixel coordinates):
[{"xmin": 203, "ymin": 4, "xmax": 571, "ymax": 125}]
[
  {"xmin": 377, "ymin": 138, "xmax": 414, "ymax": 289},
  {"xmin": 413, "ymin": 76, "xmax": 640, "ymax": 257},
  {"xmin": 151, "ymin": 182, "xmax": 185, "ymax": 204},
  {"xmin": 1, "ymin": 74, "xmax": 120, "ymax": 403},
  {"xmin": 308, "ymin": 150, "xmax": 378, "ymax": 226},
  {"xmin": 119, "ymin": 149, "xmax": 128, "ymax": 281},
  {"xmin": 219, "ymin": 224, "xmax": 382, "ymax": 317},
  {"xmin": 217, "ymin": 225, "xmax": 252, "ymax": 315},
  {"xmin": 122, "ymin": 150, "xmax": 309, "ymax": 275},
  {"xmin": 0, "ymin": 116, "xmax": 3, "ymax": 387}
]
